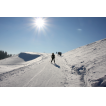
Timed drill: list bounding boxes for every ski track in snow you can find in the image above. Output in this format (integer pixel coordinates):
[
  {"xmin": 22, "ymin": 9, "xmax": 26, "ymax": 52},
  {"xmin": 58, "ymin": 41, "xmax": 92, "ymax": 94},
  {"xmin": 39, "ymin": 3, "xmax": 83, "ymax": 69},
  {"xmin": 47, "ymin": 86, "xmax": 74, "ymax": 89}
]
[
  {"xmin": 23, "ymin": 62, "xmax": 48, "ymax": 87},
  {"xmin": 23, "ymin": 56, "xmax": 68, "ymax": 87},
  {"xmin": 0, "ymin": 53, "xmax": 84, "ymax": 87}
]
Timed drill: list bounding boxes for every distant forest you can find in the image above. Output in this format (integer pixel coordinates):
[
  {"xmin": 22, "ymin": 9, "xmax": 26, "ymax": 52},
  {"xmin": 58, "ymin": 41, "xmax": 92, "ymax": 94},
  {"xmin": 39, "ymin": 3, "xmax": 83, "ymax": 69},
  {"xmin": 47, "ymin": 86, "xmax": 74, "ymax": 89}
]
[{"xmin": 0, "ymin": 50, "xmax": 12, "ymax": 60}]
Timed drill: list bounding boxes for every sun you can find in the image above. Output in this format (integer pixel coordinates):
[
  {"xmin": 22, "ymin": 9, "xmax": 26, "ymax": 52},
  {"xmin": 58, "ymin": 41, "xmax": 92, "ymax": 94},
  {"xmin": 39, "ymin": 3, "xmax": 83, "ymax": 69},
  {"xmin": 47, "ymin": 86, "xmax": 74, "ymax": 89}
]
[
  {"xmin": 35, "ymin": 18, "xmax": 45, "ymax": 28},
  {"xmin": 30, "ymin": 17, "xmax": 49, "ymax": 33}
]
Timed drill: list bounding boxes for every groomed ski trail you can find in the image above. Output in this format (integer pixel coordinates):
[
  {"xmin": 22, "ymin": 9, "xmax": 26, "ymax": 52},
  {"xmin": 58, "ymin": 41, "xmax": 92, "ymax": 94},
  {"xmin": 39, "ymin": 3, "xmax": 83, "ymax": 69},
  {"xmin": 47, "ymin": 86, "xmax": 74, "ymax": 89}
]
[
  {"xmin": 23, "ymin": 56, "xmax": 66, "ymax": 87},
  {"xmin": 0, "ymin": 55, "xmax": 84, "ymax": 87}
]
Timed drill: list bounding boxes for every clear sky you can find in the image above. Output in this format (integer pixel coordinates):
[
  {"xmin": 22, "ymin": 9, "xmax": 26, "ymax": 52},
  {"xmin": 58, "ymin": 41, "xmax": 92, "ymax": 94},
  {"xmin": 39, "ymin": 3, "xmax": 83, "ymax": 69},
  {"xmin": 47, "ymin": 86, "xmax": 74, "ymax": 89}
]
[{"xmin": 0, "ymin": 17, "xmax": 106, "ymax": 54}]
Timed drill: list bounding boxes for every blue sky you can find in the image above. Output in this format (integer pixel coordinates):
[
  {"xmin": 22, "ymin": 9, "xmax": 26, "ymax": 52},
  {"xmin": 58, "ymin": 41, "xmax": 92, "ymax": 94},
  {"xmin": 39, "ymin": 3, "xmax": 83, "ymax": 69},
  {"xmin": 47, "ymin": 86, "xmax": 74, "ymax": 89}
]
[{"xmin": 0, "ymin": 17, "xmax": 106, "ymax": 54}]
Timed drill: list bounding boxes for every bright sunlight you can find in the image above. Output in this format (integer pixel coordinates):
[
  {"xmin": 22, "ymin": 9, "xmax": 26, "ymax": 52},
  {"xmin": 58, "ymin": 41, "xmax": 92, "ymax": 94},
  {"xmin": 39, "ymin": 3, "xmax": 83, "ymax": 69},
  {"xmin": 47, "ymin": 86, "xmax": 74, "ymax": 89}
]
[
  {"xmin": 35, "ymin": 18, "xmax": 45, "ymax": 28},
  {"xmin": 30, "ymin": 17, "xmax": 49, "ymax": 34}
]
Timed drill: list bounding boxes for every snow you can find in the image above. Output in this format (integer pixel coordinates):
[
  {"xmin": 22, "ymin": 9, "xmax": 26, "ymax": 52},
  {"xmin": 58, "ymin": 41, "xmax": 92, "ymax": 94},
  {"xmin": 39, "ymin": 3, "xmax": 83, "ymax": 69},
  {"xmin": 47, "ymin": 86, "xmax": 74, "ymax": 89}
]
[
  {"xmin": 0, "ymin": 38, "xmax": 106, "ymax": 87},
  {"xmin": 63, "ymin": 38, "xmax": 106, "ymax": 87}
]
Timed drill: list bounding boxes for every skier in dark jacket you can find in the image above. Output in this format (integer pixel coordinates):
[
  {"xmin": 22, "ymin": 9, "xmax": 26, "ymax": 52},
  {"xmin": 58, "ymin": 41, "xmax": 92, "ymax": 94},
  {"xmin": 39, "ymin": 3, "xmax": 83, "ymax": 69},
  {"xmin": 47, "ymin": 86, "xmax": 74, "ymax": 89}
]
[{"xmin": 51, "ymin": 53, "xmax": 55, "ymax": 63}]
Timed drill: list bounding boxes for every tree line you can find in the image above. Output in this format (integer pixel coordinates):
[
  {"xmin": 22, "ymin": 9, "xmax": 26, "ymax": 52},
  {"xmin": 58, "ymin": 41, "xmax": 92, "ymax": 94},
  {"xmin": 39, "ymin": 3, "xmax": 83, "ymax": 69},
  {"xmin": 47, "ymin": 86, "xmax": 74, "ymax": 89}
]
[{"xmin": 0, "ymin": 50, "xmax": 12, "ymax": 60}]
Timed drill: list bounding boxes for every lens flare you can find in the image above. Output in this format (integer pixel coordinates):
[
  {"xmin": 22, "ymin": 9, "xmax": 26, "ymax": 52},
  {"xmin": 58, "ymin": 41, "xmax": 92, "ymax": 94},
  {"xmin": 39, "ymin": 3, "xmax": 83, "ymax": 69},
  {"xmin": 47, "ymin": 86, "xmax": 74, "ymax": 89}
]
[
  {"xmin": 29, "ymin": 17, "xmax": 51, "ymax": 37},
  {"xmin": 35, "ymin": 18, "xmax": 45, "ymax": 28}
]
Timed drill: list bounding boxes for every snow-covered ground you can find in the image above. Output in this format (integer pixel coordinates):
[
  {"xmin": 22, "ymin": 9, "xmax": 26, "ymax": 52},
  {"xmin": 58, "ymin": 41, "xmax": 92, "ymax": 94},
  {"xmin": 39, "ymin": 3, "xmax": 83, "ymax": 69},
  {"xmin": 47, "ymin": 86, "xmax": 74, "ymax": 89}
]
[
  {"xmin": 63, "ymin": 38, "xmax": 106, "ymax": 87},
  {"xmin": 0, "ymin": 38, "xmax": 106, "ymax": 87}
]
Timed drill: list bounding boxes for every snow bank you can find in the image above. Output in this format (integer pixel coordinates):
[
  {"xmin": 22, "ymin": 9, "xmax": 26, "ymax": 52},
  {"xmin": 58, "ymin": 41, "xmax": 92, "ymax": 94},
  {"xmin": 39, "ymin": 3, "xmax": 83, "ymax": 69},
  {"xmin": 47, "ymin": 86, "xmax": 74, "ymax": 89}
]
[
  {"xmin": 63, "ymin": 38, "xmax": 106, "ymax": 87},
  {"xmin": 0, "ymin": 52, "xmax": 46, "ymax": 74}
]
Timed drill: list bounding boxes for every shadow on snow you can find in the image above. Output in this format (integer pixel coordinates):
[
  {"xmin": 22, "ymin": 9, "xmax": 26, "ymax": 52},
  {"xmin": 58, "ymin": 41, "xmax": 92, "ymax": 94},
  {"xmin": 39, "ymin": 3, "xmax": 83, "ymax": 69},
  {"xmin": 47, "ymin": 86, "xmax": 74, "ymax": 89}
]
[
  {"xmin": 18, "ymin": 53, "xmax": 40, "ymax": 62},
  {"xmin": 53, "ymin": 63, "xmax": 60, "ymax": 68}
]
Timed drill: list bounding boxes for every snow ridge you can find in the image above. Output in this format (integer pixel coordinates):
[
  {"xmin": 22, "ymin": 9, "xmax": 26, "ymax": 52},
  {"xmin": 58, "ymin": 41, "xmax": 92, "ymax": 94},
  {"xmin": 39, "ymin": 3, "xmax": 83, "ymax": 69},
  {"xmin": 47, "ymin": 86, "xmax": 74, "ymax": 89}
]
[{"xmin": 63, "ymin": 38, "xmax": 106, "ymax": 87}]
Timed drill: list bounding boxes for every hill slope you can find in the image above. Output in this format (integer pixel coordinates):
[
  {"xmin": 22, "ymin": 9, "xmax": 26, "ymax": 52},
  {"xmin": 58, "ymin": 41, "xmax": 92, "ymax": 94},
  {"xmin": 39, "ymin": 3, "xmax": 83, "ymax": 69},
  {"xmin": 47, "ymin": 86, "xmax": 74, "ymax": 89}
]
[{"xmin": 63, "ymin": 38, "xmax": 106, "ymax": 87}]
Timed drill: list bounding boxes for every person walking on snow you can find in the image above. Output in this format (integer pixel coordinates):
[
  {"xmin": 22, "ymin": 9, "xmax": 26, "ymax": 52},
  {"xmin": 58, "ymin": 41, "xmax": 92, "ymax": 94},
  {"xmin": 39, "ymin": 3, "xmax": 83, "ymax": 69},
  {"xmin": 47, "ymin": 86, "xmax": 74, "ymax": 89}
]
[{"xmin": 51, "ymin": 53, "xmax": 55, "ymax": 63}]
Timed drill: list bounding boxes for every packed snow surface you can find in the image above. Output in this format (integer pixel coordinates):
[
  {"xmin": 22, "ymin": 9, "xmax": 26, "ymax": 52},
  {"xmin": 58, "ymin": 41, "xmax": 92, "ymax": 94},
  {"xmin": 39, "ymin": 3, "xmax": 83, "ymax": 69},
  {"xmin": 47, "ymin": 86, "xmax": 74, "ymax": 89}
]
[{"xmin": 0, "ymin": 38, "xmax": 106, "ymax": 87}]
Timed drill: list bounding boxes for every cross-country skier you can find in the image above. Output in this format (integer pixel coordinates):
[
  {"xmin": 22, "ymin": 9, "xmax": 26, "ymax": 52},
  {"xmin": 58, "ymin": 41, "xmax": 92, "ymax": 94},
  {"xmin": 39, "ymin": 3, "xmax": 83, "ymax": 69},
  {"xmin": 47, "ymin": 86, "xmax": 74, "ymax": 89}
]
[{"xmin": 51, "ymin": 53, "xmax": 55, "ymax": 63}]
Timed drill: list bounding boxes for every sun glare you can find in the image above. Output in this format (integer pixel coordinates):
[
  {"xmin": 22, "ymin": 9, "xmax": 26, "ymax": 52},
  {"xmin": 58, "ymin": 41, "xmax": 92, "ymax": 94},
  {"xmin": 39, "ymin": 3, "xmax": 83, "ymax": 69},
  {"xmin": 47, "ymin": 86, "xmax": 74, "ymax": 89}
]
[
  {"xmin": 30, "ymin": 17, "xmax": 49, "ymax": 34},
  {"xmin": 35, "ymin": 18, "xmax": 44, "ymax": 28}
]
